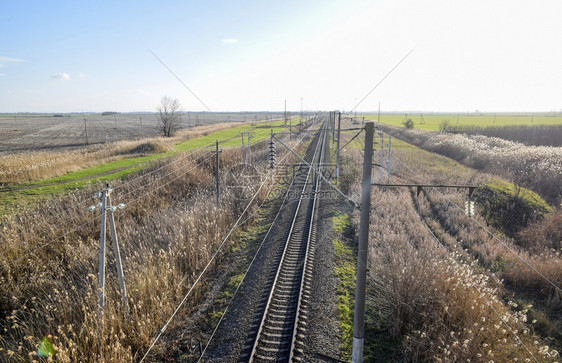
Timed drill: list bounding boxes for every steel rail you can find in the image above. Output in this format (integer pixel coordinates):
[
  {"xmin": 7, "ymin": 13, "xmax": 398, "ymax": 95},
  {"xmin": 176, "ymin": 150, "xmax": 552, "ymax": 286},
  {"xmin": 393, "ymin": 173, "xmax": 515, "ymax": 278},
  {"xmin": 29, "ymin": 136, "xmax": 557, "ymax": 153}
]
[
  {"xmin": 246, "ymin": 122, "xmax": 327, "ymax": 362},
  {"xmin": 289, "ymin": 120, "xmax": 327, "ymax": 361}
]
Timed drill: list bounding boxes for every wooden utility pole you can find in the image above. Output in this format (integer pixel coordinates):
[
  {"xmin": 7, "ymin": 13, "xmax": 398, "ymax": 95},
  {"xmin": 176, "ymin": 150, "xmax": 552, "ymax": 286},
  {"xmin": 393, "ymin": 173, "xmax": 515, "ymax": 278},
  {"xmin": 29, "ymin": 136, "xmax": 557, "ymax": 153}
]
[{"xmin": 352, "ymin": 122, "xmax": 375, "ymax": 363}]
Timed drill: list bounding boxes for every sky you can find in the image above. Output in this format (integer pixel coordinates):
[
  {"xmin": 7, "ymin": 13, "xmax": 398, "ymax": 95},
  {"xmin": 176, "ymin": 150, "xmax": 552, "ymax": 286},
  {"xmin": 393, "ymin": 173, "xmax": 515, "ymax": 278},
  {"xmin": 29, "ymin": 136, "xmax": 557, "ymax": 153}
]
[{"xmin": 1, "ymin": 0, "xmax": 561, "ymax": 113}]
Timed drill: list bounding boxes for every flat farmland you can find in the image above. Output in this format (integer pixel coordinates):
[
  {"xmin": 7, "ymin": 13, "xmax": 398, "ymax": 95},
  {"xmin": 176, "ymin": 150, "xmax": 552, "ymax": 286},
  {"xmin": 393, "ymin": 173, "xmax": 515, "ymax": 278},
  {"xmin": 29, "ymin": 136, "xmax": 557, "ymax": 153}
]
[
  {"xmin": 360, "ymin": 112, "xmax": 562, "ymax": 130},
  {"xmin": 0, "ymin": 113, "xmax": 281, "ymax": 154}
]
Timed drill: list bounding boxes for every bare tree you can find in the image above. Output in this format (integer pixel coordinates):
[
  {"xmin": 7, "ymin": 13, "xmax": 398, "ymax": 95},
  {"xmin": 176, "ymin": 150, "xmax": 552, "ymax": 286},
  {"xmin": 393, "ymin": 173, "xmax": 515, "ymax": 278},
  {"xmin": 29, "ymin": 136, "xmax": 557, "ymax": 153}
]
[{"xmin": 157, "ymin": 96, "xmax": 181, "ymax": 137}]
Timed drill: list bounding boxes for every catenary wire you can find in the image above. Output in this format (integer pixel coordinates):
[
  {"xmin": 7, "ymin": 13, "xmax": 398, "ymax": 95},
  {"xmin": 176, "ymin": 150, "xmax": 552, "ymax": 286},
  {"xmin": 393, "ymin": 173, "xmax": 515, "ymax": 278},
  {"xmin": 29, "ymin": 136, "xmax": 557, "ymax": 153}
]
[
  {"xmin": 141, "ymin": 121, "xmax": 313, "ymax": 361},
  {"xmin": 196, "ymin": 136, "xmax": 305, "ymax": 361}
]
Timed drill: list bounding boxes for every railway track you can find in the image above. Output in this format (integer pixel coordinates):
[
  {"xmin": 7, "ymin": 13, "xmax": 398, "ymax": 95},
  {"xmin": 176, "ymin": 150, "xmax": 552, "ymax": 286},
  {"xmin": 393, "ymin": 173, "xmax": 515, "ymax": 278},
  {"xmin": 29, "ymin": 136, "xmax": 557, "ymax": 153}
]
[{"xmin": 239, "ymin": 121, "xmax": 329, "ymax": 362}]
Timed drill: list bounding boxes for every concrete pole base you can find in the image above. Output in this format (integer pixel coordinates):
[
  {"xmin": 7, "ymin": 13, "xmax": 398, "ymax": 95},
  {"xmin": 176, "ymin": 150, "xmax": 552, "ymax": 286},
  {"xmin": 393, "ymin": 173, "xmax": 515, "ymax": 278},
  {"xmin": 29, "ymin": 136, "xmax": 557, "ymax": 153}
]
[{"xmin": 352, "ymin": 337, "xmax": 364, "ymax": 363}]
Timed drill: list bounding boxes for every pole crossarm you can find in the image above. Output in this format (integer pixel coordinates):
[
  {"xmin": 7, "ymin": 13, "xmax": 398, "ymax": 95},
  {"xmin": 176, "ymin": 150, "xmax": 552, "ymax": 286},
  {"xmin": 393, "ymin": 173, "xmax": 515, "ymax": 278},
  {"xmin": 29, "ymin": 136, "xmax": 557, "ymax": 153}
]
[
  {"xmin": 372, "ymin": 183, "xmax": 477, "ymax": 189},
  {"xmin": 372, "ymin": 183, "xmax": 477, "ymax": 197},
  {"xmin": 272, "ymin": 134, "xmax": 358, "ymax": 208}
]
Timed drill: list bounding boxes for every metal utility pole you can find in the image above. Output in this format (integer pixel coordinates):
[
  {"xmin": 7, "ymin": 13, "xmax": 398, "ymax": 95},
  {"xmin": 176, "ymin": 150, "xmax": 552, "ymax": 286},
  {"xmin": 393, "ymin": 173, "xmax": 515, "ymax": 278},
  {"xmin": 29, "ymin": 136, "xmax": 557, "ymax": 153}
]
[
  {"xmin": 241, "ymin": 133, "xmax": 246, "ymax": 167},
  {"xmin": 107, "ymin": 192, "xmax": 130, "ymax": 319},
  {"xmin": 269, "ymin": 129, "xmax": 275, "ymax": 169},
  {"xmin": 97, "ymin": 188, "xmax": 108, "ymax": 329},
  {"xmin": 284, "ymin": 100, "xmax": 287, "ymax": 125},
  {"xmin": 352, "ymin": 122, "xmax": 374, "ymax": 363},
  {"xmin": 336, "ymin": 112, "xmax": 341, "ymax": 179},
  {"xmin": 379, "ymin": 133, "xmax": 384, "ymax": 182},
  {"xmin": 289, "ymin": 123, "xmax": 292, "ymax": 141},
  {"xmin": 92, "ymin": 185, "xmax": 129, "ymax": 332},
  {"xmin": 215, "ymin": 140, "xmax": 220, "ymax": 205},
  {"xmin": 247, "ymin": 133, "xmax": 252, "ymax": 166},
  {"xmin": 331, "ymin": 112, "xmax": 335, "ymax": 149},
  {"xmin": 387, "ymin": 133, "xmax": 391, "ymax": 184},
  {"xmin": 300, "ymin": 97, "xmax": 303, "ymax": 123}
]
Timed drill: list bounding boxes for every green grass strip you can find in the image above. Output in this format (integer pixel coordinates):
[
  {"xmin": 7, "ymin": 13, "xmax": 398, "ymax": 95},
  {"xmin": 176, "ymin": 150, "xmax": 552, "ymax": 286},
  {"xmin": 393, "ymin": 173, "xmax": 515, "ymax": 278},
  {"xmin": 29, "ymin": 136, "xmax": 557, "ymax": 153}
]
[
  {"xmin": 332, "ymin": 213, "xmax": 356, "ymax": 360},
  {"xmin": 360, "ymin": 114, "xmax": 562, "ymax": 131}
]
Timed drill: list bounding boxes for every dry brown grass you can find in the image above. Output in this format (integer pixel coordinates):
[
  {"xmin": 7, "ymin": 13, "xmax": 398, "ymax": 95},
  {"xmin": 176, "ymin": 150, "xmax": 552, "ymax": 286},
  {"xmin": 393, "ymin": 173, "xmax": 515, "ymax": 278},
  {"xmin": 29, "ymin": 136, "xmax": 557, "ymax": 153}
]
[
  {"xmin": 0, "ymin": 127, "xmax": 305, "ymax": 361},
  {"xmin": 0, "ymin": 136, "xmax": 269, "ymax": 361},
  {"xmin": 0, "ymin": 121, "xmax": 244, "ymax": 185},
  {"xmin": 336, "ymin": 121, "xmax": 560, "ymax": 361},
  {"xmin": 363, "ymin": 185, "xmax": 558, "ymax": 361}
]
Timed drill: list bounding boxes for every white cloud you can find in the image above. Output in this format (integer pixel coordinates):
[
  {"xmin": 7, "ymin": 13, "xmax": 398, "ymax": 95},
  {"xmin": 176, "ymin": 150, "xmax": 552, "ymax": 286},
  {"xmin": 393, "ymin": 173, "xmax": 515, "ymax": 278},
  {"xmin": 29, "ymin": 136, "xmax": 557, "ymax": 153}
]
[
  {"xmin": 0, "ymin": 56, "xmax": 26, "ymax": 71},
  {"xmin": 136, "ymin": 88, "xmax": 150, "ymax": 95},
  {"xmin": 221, "ymin": 38, "xmax": 238, "ymax": 44},
  {"xmin": 50, "ymin": 73, "xmax": 71, "ymax": 80},
  {"xmin": 0, "ymin": 56, "xmax": 26, "ymax": 63}
]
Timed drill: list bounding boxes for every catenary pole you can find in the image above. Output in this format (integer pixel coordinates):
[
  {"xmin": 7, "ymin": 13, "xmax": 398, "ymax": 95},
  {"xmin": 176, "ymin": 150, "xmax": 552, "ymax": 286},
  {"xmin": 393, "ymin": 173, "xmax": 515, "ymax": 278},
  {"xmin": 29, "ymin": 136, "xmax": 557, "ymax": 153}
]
[
  {"xmin": 352, "ymin": 122, "xmax": 374, "ymax": 363},
  {"xmin": 215, "ymin": 140, "xmax": 220, "ymax": 205},
  {"xmin": 241, "ymin": 133, "xmax": 246, "ymax": 167},
  {"xmin": 336, "ymin": 112, "xmax": 341, "ymax": 179},
  {"xmin": 387, "ymin": 133, "xmax": 391, "ymax": 184},
  {"xmin": 247, "ymin": 133, "xmax": 252, "ymax": 166},
  {"xmin": 379, "ymin": 133, "xmax": 384, "ymax": 182}
]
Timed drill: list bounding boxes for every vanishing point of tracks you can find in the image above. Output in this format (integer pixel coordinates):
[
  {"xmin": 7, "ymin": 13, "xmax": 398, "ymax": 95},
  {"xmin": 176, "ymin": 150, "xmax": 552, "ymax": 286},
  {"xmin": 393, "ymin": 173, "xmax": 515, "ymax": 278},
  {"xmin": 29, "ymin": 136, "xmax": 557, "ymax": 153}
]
[{"xmin": 238, "ymin": 122, "xmax": 329, "ymax": 362}]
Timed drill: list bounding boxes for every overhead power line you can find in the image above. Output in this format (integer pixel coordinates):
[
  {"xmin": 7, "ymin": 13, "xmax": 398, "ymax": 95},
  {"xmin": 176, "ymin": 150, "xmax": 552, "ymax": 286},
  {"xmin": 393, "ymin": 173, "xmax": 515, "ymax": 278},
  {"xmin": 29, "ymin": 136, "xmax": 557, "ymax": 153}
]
[
  {"xmin": 348, "ymin": 47, "xmax": 416, "ymax": 116},
  {"xmin": 147, "ymin": 48, "xmax": 215, "ymax": 115}
]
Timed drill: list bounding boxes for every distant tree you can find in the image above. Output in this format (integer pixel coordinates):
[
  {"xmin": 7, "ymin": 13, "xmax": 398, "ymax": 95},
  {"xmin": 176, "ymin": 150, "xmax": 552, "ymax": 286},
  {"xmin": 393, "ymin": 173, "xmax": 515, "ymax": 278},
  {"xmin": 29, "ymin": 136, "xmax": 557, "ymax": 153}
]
[
  {"xmin": 403, "ymin": 118, "xmax": 414, "ymax": 129},
  {"xmin": 157, "ymin": 96, "xmax": 181, "ymax": 137}
]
